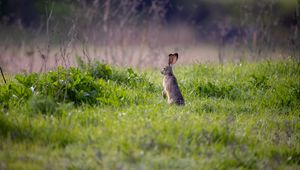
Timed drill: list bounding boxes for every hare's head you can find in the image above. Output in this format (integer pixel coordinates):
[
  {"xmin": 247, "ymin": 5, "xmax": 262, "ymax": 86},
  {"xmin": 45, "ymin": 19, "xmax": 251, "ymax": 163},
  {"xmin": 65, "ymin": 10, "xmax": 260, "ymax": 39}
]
[{"xmin": 161, "ymin": 53, "xmax": 178, "ymax": 76}]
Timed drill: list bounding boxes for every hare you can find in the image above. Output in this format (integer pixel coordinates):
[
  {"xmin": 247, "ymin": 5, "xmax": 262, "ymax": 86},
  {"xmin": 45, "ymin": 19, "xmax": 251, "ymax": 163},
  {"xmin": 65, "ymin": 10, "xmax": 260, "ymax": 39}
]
[{"xmin": 161, "ymin": 53, "xmax": 185, "ymax": 105}]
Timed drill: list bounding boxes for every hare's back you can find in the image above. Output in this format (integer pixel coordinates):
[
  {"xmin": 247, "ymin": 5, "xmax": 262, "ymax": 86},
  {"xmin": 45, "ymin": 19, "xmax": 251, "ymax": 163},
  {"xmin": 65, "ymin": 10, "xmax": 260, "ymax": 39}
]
[{"xmin": 168, "ymin": 76, "xmax": 184, "ymax": 100}]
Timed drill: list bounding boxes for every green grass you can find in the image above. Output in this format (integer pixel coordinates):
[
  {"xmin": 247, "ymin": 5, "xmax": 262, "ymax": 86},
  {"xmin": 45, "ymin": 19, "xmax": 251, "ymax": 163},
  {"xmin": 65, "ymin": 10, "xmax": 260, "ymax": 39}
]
[{"xmin": 0, "ymin": 59, "xmax": 299, "ymax": 170}]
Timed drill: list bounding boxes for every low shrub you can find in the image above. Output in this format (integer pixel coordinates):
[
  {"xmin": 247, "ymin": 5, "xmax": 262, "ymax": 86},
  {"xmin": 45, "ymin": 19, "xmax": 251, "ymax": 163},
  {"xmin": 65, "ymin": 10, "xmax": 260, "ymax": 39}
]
[{"xmin": 0, "ymin": 61, "xmax": 156, "ymax": 113}]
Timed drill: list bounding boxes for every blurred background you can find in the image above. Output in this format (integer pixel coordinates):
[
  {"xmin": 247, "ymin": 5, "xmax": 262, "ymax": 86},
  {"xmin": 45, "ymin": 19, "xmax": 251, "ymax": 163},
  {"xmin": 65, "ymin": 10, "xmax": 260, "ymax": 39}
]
[{"xmin": 0, "ymin": 0, "xmax": 299, "ymax": 72}]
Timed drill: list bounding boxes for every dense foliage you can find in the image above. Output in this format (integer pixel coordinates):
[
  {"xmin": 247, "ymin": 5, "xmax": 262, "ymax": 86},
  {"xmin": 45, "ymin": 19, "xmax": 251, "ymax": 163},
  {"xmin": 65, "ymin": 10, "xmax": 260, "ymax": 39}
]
[{"xmin": 0, "ymin": 61, "xmax": 156, "ymax": 114}]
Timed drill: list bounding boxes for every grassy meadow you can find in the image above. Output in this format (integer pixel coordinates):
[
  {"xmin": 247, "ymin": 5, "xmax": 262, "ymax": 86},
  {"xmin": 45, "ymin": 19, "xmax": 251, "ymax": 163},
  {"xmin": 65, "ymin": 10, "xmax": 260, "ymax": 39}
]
[{"xmin": 0, "ymin": 59, "xmax": 299, "ymax": 169}]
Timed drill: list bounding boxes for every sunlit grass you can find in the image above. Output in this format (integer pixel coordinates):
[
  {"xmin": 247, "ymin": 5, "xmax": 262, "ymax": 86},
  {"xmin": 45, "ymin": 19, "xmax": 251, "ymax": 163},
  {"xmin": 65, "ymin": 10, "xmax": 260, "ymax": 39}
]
[{"xmin": 0, "ymin": 59, "xmax": 299, "ymax": 169}]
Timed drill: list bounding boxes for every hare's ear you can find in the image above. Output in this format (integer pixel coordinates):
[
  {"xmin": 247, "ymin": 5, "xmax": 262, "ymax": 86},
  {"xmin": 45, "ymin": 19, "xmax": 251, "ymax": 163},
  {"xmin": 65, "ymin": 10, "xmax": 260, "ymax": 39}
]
[
  {"xmin": 169, "ymin": 53, "xmax": 178, "ymax": 65},
  {"xmin": 168, "ymin": 54, "xmax": 173, "ymax": 65},
  {"xmin": 173, "ymin": 53, "xmax": 178, "ymax": 61}
]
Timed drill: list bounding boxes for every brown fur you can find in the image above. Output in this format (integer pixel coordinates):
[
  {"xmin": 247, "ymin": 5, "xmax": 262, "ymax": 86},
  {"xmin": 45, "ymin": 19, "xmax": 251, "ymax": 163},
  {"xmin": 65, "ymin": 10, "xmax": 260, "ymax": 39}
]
[{"xmin": 161, "ymin": 53, "xmax": 185, "ymax": 105}]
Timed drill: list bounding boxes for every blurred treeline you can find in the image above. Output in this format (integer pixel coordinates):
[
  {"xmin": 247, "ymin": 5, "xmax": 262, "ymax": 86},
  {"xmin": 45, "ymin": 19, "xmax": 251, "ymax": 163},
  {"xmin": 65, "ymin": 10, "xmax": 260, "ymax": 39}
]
[
  {"xmin": 1, "ymin": 0, "xmax": 298, "ymax": 37},
  {"xmin": 0, "ymin": 0, "xmax": 299, "ymax": 70},
  {"xmin": 0, "ymin": 0, "xmax": 298, "ymax": 27}
]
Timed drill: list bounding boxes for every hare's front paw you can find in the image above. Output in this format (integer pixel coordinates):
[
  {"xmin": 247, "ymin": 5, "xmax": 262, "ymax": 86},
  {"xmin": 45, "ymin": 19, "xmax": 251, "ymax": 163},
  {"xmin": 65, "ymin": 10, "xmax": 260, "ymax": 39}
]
[{"xmin": 162, "ymin": 90, "xmax": 167, "ymax": 99}]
